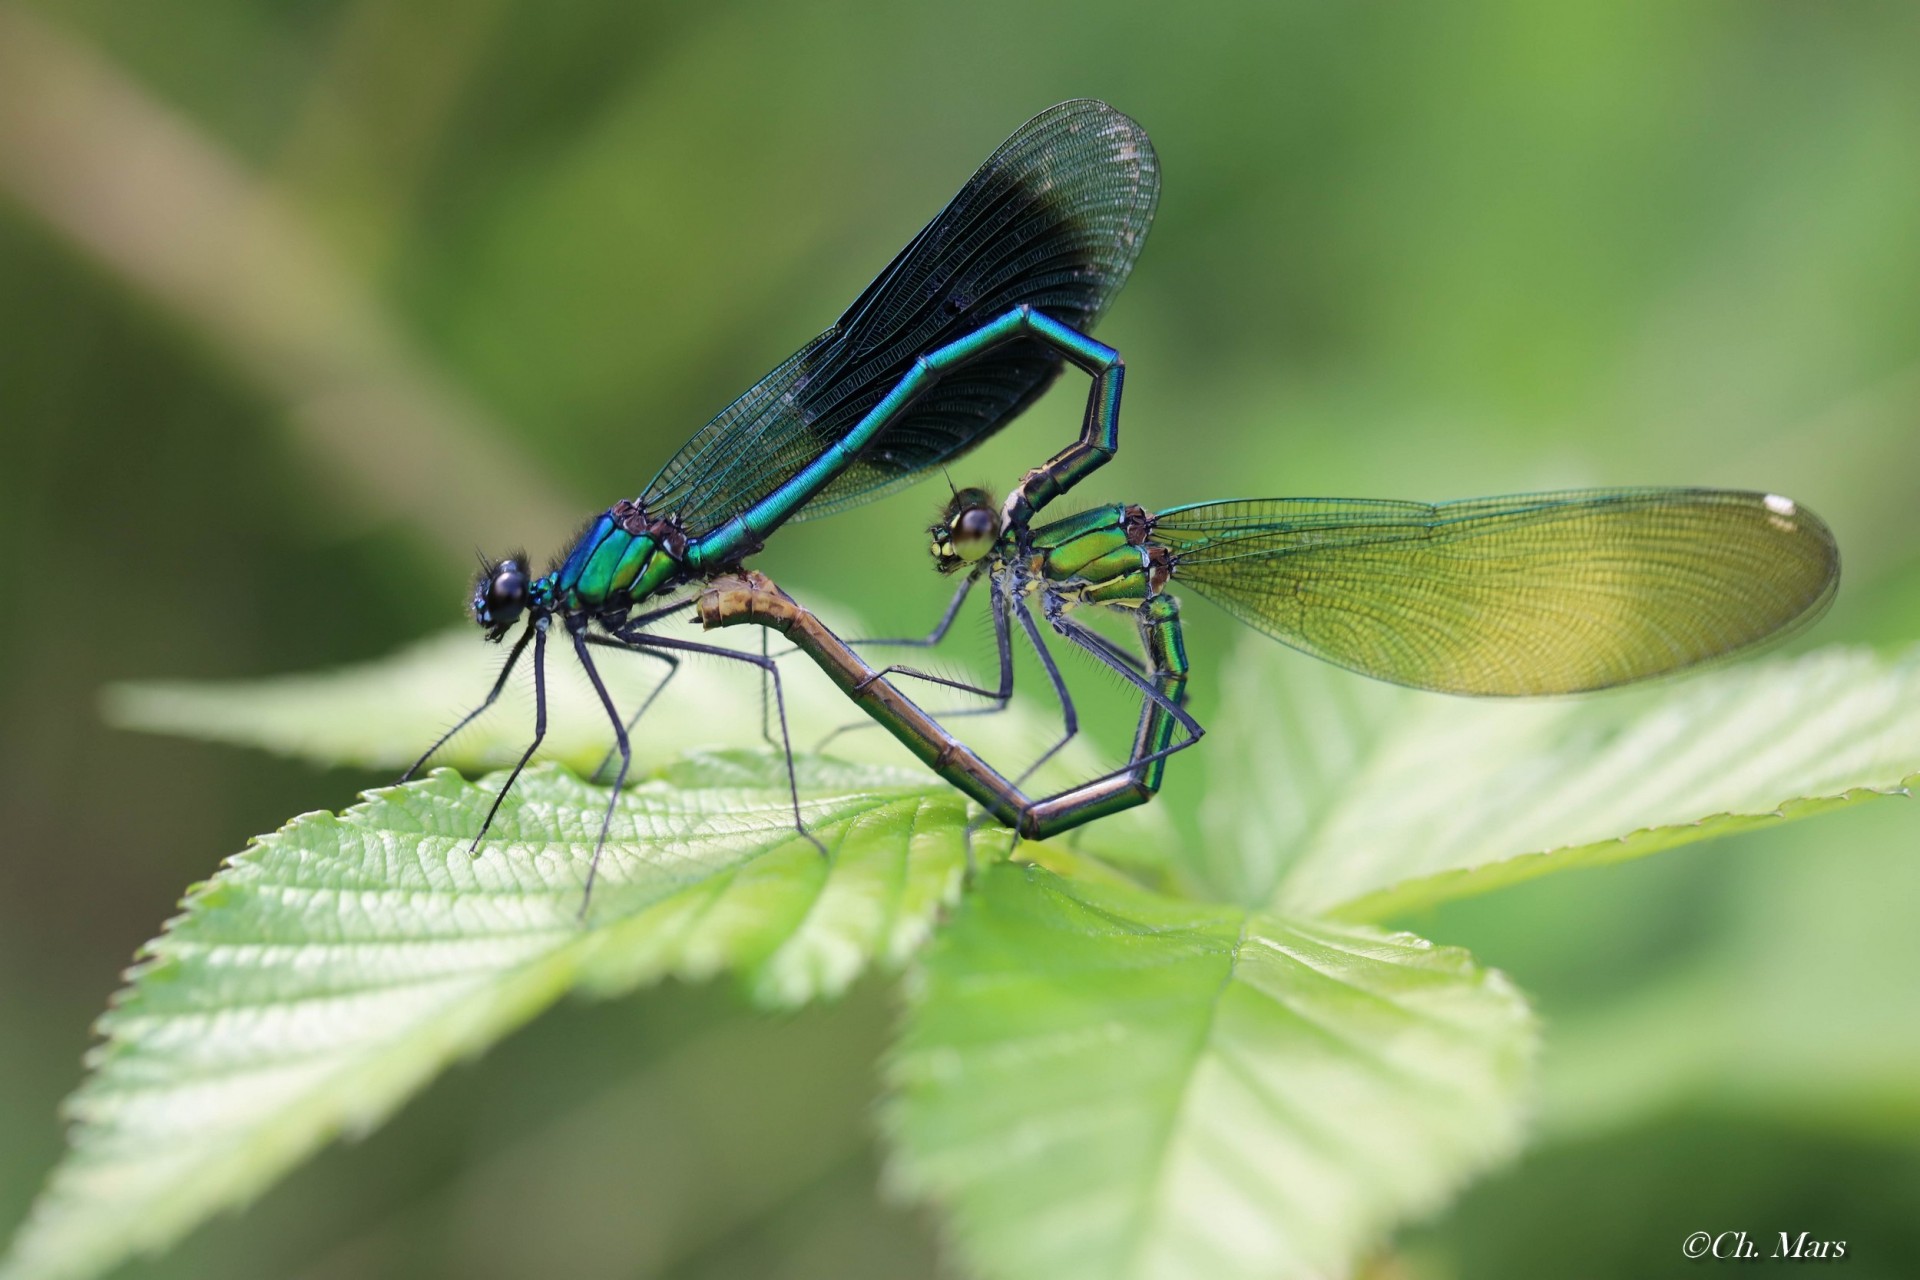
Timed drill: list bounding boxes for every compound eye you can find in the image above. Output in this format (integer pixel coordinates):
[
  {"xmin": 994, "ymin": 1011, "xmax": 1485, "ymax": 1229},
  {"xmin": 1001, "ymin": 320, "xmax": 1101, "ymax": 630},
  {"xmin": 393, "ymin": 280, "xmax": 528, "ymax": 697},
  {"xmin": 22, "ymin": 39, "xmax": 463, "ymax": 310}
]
[
  {"xmin": 491, "ymin": 564, "xmax": 527, "ymax": 606},
  {"xmin": 473, "ymin": 557, "xmax": 530, "ymax": 636},
  {"xmin": 949, "ymin": 505, "xmax": 999, "ymax": 562}
]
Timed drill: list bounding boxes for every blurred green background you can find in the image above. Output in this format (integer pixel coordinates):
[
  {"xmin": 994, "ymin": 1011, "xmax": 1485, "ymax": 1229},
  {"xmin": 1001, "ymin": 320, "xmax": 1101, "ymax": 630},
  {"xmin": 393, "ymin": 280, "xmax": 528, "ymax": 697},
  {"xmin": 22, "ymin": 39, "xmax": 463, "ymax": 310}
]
[{"xmin": 2, "ymin": 0, "xmax": 1918, "ymax": 1276}]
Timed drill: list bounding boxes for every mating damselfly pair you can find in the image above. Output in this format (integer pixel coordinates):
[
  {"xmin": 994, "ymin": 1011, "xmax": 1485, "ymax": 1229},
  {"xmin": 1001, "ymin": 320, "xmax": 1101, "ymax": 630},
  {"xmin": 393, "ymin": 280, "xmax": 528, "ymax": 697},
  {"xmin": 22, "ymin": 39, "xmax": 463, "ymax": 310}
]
[{"xmin": 409, "ymin": 100, "xmax": 1839, "ymax": 909}]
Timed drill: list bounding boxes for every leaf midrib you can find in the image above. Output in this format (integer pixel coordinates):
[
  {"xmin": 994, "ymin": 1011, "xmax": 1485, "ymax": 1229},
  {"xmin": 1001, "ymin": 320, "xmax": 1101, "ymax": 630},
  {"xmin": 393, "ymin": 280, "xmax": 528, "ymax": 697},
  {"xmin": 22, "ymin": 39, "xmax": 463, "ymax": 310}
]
[{"xmin": 1118, "ymin": 912, "xmax": 1249, "ymax": 1280}]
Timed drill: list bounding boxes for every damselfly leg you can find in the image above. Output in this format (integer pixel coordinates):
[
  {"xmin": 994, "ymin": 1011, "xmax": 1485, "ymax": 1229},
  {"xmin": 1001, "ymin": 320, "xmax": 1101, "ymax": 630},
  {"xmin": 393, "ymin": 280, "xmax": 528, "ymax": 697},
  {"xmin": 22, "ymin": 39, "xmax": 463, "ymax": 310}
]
[
  {"xmin": 400, "ymin": 622, "xmax": 536, "ymax": 783},
  {"xmin": 568, "ymin": 618, "xmax": 632, "ymax": 915},
  {"xmin": 470, "ymin": 621, "xmax": 550, "ymax": 851},
  {"xmin": 697, "ymin": 572, "xmax": 1194, "ymax": 853},
  {"xmin": 599, "ymin": 622, "xmax": 829, "ymax": 858}
]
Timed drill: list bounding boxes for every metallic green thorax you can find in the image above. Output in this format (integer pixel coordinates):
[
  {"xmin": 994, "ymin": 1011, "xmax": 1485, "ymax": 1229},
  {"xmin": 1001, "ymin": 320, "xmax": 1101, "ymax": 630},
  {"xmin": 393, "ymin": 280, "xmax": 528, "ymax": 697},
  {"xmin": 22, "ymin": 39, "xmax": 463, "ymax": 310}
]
[
  {"xmin": 1027, "ymin": 502, "xmax": 1171, "ymax": 607},
  {"xmin": 1028, "ymin": 504, "xmax": 1188, "ymax": 801},
  {"xmin": 542, "ymin": 500, "xmax": 689, "ymax": 612}
]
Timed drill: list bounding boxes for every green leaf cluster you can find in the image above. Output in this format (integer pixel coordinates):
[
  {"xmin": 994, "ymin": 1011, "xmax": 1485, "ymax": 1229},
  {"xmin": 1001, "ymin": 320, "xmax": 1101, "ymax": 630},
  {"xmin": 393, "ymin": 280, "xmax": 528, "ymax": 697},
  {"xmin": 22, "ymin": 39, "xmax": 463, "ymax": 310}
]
[{"xmin": 7, "ymin": 633, "xmax": 1919, "ymax": 1280}]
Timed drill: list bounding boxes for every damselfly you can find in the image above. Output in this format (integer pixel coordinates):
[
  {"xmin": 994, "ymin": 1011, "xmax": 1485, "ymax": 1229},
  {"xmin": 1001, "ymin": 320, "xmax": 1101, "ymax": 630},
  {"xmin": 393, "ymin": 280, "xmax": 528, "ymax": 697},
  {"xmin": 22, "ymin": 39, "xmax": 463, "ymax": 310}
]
[
  {"xmin": 407, "ymin": 101, "xmax": 1158, "ymax": 902},
  {"xmin": 753, "ymin": 485, "xmax": 1840, "ymax": 836}
]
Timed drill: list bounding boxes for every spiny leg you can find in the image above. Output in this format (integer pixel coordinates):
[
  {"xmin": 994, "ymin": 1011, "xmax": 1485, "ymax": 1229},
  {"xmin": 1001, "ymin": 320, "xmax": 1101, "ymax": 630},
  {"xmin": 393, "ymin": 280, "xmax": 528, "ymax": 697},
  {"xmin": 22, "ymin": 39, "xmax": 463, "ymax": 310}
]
[
  {"xmin": 857, "ymin": 562, "xmax": 1075, "ymax": 780},
  {"xmin": 571, "ymin": 620, "xmax": 633, "ymax": 916},
  {"xmin": 759, "ymin": 627, "xmax": 777, "ymax": 750},
  {"xmin": 848, "ymin": 571, "xmax": 980, "ymax": 650},
  {"xmin": 965, "ymin": 589, "xmax": 1198, "ymax": 839},
  {"xmin": 813, "ymin": 571, "xmax": 1014, "ymax": 753},
  {"xmin": 767, "ymin": 558, "xmax": 975, "ymax": 666},
  {"xmin": 958, "ymin": 605, "xmax": 1200, "ymax": 842},
  {"xmin": 623, "ymin": 593, "xmax": 706, "ymax": 630},
  {"xmin": 1043, "ymin": 607, "xmax": 1205, "ymax": 777},
  {"xmin": 922, "ymin": 565, "xmax": 1022, "ymax": 724},
  {"xmin": 1010, "ymin": 589, "xmax": 1080, "ymax": 787},
  {"xmin": 584, "ymin": 640, "xmax": 680, "ymax": 784},
  {"xmin": 1039, "ymin": 729, "xmax": 1204, "ymax": 799},
  {"xmin": 401, "ymin": 621, "xmax": 534, "ymax": 782},
  {"xmin": 951, "ymin": 569, "xmax": 1021, "ymax": 713},
  {"xmin": 471, "ymin": 621, "xmax": 550, "ymax": 850},
  {"xmin": 858, "ymin": 569, "xmax": 1013, "ymax": 708},
  {"xmin": 856, "ymin": 665, "xmax": 1002, "ymax": 705},
  {"xmin": 580, "ymin": 591, "xmax": 705, "ymax": 782},
  {"xmin": 607, "ymin": 626, "xmax": 828, "ymax": 858},
  {"xmin": 957, "ymin": 718, "xmax": 1203, "ymax": 846},
  {"xmin": 850, "ymin": 587, "xmax": 1004, "ymax": 704},
  {"xmin": 1070, "ymin": 622, "xmax": 1148, "ymax": 676}
]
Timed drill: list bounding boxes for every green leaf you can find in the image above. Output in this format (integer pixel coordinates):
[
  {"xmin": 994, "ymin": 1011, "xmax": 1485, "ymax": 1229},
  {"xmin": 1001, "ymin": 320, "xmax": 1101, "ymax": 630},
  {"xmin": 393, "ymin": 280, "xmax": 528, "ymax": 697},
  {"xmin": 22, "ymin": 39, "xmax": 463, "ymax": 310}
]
[
  {"xmin": 885, "ymin": 865, "xmax": 1536, "ymax": 1280},
  {"xmin": 0, "ymin": 754, "xmax": 966, "ymax": 1280},
  {"xmin": 1201, "ymin": 640, "xmax": 1920, "ymax": 919}
]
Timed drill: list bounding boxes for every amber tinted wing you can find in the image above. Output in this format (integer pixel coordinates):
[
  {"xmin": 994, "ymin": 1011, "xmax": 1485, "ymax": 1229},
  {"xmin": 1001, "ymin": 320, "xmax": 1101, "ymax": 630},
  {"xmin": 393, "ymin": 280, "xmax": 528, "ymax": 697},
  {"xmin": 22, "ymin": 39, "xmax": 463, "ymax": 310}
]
[{"xmin": 1155, "ymin": 489, "xmax": 1839, "ymax": 695}]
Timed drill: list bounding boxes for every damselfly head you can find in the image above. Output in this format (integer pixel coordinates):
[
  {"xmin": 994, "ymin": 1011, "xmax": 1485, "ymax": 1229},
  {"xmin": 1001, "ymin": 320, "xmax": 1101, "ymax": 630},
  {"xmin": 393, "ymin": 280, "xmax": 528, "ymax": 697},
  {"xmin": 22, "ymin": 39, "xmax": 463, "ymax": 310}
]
[
  {"xmin": 472, "ymin": 553, "xmax": 531, "ymax": 640},
  {"xmin": 929, "ymin": 487, "xmax": 1001, "ymax": 574}
]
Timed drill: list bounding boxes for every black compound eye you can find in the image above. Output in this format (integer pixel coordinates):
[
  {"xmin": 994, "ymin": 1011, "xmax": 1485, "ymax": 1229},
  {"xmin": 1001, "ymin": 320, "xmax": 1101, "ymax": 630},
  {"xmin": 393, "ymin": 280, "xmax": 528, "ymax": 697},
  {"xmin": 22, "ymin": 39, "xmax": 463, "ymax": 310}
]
[
  {"xmin": 473, "ymin": 556, "xmax": 530, "ymax": 637},
  {"xmin": 490, "ymin": 566, "xmax": 527, "ymax": 605}
]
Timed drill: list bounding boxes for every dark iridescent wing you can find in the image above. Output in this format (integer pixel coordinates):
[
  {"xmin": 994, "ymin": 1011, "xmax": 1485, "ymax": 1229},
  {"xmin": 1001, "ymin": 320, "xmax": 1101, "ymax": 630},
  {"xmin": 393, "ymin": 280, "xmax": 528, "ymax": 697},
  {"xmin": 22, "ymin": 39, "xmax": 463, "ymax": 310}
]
[
  {"xmin": 1154, "ymin": 489, "xmax": 1839, "ymax": 695},
  {"xmin": 639, "ymin": 100, "xmax": 1158, "ymax": 536}
]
